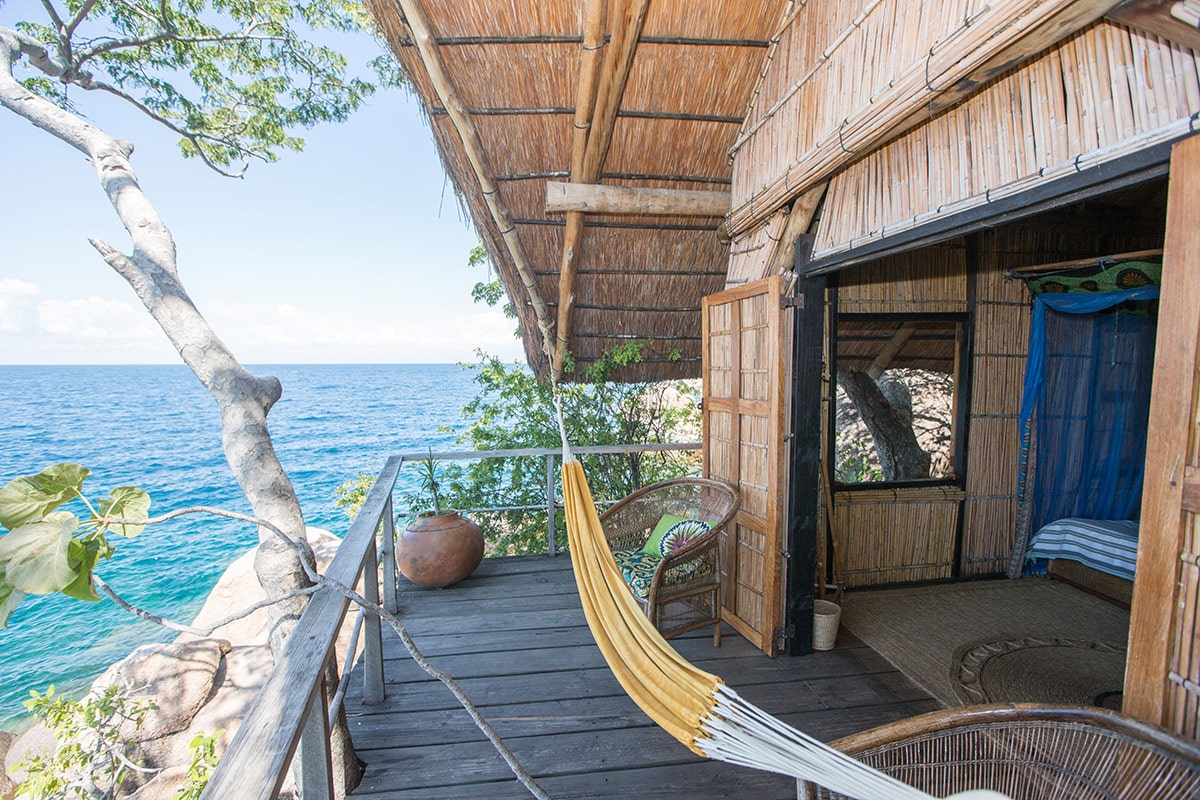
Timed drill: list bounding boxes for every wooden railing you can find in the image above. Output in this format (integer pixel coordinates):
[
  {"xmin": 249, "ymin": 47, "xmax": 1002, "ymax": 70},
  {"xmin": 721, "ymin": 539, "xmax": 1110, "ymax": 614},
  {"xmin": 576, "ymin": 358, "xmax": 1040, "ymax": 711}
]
[{"xmin": 201, "ymin": 442, "xmax": 699, "ymax": 799}]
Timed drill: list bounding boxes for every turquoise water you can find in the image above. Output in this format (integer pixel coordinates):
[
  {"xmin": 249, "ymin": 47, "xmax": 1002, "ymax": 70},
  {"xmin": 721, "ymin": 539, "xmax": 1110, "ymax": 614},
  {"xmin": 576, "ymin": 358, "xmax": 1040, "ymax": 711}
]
[{"xmin": 0, "ymin": 363, "xmax": 477, "ymax": 731}]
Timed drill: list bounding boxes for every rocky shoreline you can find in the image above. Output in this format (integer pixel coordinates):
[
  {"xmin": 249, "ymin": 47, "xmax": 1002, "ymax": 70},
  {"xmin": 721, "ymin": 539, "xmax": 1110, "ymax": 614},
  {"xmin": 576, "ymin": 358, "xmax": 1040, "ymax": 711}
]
[{"xmin": 2, "ymin": 528, "xmax": 346, "ymax": 799}]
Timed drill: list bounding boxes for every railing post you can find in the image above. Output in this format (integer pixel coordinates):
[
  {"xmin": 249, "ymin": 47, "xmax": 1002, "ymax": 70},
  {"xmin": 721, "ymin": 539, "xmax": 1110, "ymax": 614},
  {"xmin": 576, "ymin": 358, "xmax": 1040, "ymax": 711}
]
[
  {"xmin": 362, "ymin": 536, "xmax": 386, "ymax": 705},
  {"xmin": 545, "ymin": 453, "xmax": 557, "ymax": 557},
  {"xmin": 381, "ymin": 494, "xmax": 398, "ymax": 614},
  {"xmin": 296, "ymin": 674, "xmax": 334, "ymax": 800}
]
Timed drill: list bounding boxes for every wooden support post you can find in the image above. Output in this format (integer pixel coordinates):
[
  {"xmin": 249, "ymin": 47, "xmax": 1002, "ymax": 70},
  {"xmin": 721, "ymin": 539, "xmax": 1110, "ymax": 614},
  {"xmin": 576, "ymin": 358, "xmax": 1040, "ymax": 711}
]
[
  {"xmin": 296, "ymin": 675, "xmax": 334, "ymax": 800},
  {"xmin": 381, "ymin": 494, "xmax": 398, "ymax": 615},
  {"xmin": 1124, "ymin": 133, "xmax": 1200, "ymax": 730},
  {"xmin": 362, "ymin": 536, "xmax": 385, "ymax": 706},
  {"xmin": 545, "ymin": 181, "xmax": 732, "ymax": 216}
]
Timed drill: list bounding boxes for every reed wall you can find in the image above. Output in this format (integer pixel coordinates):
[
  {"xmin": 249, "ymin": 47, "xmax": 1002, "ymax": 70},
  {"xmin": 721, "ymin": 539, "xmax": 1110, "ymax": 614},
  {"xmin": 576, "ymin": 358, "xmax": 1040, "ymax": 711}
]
[
  {"xmin": 832, "ymin": 487, "xmax": 966, "ymax": 586},
  {"xmin": 808, "ymin": 21, "xmax": 1200, "ymax": 259}
]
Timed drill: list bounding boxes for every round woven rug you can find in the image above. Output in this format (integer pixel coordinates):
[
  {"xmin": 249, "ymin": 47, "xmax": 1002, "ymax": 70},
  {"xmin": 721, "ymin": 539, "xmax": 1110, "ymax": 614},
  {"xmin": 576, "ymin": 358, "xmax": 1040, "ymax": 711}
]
[{"xmin": 951, "ymin": 636, "xmax": 1126, "ymax": 708}]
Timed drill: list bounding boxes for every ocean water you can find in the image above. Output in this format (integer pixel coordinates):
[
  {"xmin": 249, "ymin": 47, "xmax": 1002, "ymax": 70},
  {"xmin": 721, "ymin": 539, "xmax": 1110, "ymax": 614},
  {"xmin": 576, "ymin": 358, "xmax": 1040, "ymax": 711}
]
[{"xmin": 0, "ymin": 363, "xmax": 478, "ymax": 731}]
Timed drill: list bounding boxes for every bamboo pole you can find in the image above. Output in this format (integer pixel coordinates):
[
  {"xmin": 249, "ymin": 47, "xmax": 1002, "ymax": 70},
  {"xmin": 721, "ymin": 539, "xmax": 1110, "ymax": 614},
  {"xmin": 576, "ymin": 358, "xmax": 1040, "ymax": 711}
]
[
  {"xmin": 553, "ymin": 0, "xmax": 651, "ymax": 381},
  {"xmin": 552, "ymin": 0, "xmax": 607, "ymax": 381},
  {"xmin": 393, "ymin": 0, "xmax": 556, "ymax": 365}
]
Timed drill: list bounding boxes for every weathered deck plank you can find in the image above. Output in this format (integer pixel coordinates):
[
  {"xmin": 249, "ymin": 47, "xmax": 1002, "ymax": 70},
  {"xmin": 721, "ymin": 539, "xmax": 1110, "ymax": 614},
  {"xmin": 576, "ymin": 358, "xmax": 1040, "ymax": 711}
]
[{"xmin": 344, "ymin": 555, "xmax": 939, "ymax": 799}]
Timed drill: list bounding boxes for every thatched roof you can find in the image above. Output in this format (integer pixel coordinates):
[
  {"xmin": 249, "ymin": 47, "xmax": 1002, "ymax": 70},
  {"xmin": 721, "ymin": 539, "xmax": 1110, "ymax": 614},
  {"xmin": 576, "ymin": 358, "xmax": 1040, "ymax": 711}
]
[
  {"xmin": 366, "ymin": 0, "xmax": 1199, "ymax": 383},
  {"xmin": 367, "ymin": 0, "xmax": 787, "ymax": 382}
]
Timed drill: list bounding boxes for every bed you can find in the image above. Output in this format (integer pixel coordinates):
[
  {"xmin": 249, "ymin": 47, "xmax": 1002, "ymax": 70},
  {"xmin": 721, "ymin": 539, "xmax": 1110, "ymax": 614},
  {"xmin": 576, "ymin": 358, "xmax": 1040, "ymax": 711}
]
[
  {"xmin": 1027, "ymin": 517, "xmax": 1139, "ymax": 580},
  {"xmin": 1026, "ymin": 519, "xmax": 1139, "ymax": 607}
]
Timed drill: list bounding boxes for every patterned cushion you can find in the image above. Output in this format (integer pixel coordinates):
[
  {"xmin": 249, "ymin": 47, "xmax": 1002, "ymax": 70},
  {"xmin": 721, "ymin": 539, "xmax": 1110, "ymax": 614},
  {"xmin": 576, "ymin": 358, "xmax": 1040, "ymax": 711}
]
[
  {"xmin": 642, "ymin": 513, "xmax": 692, "ymax": 557},
  {"xmin": 659, "ymin": 518, "xmax": 712, "ymax": 557},
  {"xmin": 613, "ymin": 548, "xmax": 659, "ymax": 599}
]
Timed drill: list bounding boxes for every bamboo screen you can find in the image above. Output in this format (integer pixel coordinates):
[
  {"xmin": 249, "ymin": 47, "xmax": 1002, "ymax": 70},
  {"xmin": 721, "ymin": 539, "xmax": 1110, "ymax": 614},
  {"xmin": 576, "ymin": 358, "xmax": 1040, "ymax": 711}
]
[
  {"xmin": 832, "ymin": 487, "xmax": 966, "ymax": 586},
  {"xmin": 834, "ymin": 246, "xmax": 967, "ymax": 315},
  {"xmin": 727, "ymin": 0, "xmax": 1124, "ymax": 234},
  {"xmin": 810, "ymin": 21, "xmax": 1200, "ymax": 260},
  {"xmin": 960, "ymin": 236, "xmax": 1030, "ymax": 577},
  {"xmin": 726, "ymin": 209, "xmax": 789, "ymax": 287}
]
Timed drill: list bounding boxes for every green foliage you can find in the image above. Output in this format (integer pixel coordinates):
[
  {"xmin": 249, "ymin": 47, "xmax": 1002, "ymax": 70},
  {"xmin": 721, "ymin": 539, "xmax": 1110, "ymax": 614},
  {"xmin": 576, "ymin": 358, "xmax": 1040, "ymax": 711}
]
[
  {"xmin": 439, "ymin": 347, "xmax": 701, "ymax": 555},
  {"xmin": 413, "ymin": 450, "xmax": 444, "ymax": 517},
  {"xmin": 333, "ymin": 471, "xmax": 376, "ymax": 520},
  {"xmin": 467, "ymin": 241, "xmax": 517, "ymax": 322},
  {"xmin": 9, "ymin": 1, "xmax": 395, "ymax": 174},
  {"xmin": 17, "ymin": 684, "xmax": 154, "ymax": 800},
  {"xmin": 0, "ymin": 465, "xmax": 150, "ymax": 627},
  {"xmin": 174, "ymin": 730, "xmax": 223, "ymax": 800}
]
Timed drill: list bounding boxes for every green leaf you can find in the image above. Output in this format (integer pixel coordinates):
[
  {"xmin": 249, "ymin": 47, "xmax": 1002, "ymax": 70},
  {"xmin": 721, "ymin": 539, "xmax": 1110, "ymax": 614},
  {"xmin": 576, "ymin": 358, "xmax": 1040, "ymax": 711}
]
[
  {"xmin": 0, "ymin": 464, "xmax": 90, "ymax": 530},
  {"xmin": 60, "ymin": 539, "xmax": 101, "ymax": 602},
  {"xmin": 0, "ymin": 513, "xmax": 80, "ymax": 594},
  {"xmin": 96, "ymin": 486, "xmax": 151, "ymax": 538},
  {"xmin": 0, "ymin": 564, "xmax": 27, "ymax": 629}
]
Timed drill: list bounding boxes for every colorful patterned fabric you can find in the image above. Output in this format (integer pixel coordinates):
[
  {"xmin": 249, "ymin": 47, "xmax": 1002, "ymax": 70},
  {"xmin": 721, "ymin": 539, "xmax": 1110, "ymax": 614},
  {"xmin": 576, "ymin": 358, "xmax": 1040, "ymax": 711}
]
[
  {"xmin": 660, "ymin": 518, "xmax": 711, "ymax": 556},
  {"xmin": 613, "ymin": 548, "xmax": 660, "ymax": 599},
  {"xmin": 643, "ymin": 513, "xmax": 691, "ymax": 556}
]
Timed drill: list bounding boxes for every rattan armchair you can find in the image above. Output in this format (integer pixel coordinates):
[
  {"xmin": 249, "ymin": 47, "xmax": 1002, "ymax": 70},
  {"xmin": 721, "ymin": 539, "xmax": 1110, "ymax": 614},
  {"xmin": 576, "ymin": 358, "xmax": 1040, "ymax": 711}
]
[
  {"xmin": 599, "ymin": 476, "xmax": 739, "ymax": 645},
  {"xmin": 798, "ymin": 704, "xmax": 1200, "ymax": 799}
]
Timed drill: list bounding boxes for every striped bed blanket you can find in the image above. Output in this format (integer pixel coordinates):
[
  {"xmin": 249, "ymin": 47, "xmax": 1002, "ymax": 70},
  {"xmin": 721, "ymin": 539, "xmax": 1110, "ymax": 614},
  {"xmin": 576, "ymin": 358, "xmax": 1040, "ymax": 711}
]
[{"xmin": 1027, "ymin": 518, "xmax": 1139, "ymax": 581}]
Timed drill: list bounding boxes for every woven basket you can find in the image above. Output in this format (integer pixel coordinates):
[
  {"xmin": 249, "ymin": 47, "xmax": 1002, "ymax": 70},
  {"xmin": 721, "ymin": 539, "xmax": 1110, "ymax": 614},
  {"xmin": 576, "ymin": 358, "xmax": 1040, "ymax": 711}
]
[{"xmin": 813, "ymin": 600, "xmax": 842, "ymax": 650}]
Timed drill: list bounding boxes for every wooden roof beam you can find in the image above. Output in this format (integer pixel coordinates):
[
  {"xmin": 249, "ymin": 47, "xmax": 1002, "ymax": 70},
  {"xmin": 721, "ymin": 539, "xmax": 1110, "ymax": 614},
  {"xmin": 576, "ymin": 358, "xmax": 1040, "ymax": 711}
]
[
  {"xmin": 392, "ymin": 0, "xmax": 557, "ymax": 368},
  {"xmin": 546, "ymin": 181, "xmax": 731, "ymax": 216}
]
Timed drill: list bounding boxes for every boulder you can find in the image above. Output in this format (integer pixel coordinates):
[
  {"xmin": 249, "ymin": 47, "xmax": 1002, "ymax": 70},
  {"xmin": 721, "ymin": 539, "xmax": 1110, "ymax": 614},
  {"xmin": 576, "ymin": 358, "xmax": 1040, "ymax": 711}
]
[{"xmin": 2, "ymin": 527, "xmax": 347, "ymax": 800}]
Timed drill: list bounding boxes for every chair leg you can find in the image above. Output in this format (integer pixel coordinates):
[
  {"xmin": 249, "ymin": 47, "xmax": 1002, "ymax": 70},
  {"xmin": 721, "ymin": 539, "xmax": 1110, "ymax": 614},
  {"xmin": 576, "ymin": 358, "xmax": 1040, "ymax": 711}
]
[{"xmin": 712, "ymin": 588, "xmax": 721, "ymax": 647}]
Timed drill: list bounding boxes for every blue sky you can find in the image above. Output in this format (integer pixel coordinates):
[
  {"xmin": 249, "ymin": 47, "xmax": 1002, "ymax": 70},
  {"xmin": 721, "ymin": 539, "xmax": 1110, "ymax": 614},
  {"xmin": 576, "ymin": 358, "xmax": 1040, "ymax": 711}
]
[{"xmin": 0, "ymin": 10, "xmax": 525, "ymax": 365}]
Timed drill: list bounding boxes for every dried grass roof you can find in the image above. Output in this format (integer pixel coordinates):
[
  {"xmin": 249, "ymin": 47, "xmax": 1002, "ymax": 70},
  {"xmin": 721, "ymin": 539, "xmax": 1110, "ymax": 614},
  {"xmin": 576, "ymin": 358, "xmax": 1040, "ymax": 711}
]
[
  {"xmin": 365, "ymin": 0, "xmax": 1197, "ymax": 384},
  {"xmin": 367, "ymin": 0, "xmax": 787, "ymax": 382}
]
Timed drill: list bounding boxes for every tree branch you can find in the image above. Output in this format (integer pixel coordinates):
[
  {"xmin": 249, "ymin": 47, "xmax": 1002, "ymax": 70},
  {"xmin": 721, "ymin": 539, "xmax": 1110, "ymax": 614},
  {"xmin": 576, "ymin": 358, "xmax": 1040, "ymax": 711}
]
[
  {"xmin": 93, "ymin": 575, "xmax": 318, "ymax": 638},
  {"xmin": 82, "ymin": 81, "xmax": 251, "ymax": 177}
]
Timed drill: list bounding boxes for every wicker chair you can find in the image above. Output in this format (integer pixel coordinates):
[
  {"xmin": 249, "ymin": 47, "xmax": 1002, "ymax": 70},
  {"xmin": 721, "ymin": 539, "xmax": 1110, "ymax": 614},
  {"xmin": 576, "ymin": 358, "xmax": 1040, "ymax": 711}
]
[
  {"xmin": 797, "ymin": 704, "xmax": 1200, "ymax": 799},
  {"xmin": 599, "ymin": 476, "xmax": 739, "ymax": 646}
]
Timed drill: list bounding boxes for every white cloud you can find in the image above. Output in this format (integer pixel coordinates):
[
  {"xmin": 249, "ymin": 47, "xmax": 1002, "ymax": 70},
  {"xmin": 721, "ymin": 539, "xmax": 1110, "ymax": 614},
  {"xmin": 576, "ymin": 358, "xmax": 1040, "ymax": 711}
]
[
  {"xmin": 38, "ymin": 297, "xmax": 160, "ymax": 341},
  {"xmin": 0, "ymin": 278, "xmax": 40, "ymax": 331},
  {"xmin": 208, "ymin": 302, "xmax": 525, "ymax": 362}
]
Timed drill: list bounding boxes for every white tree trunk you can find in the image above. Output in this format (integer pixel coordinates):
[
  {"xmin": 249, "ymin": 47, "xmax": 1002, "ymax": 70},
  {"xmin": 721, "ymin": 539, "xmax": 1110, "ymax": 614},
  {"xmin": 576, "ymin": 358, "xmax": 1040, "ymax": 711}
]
[{"xmin": 1, "ymin": 28, "xmax": 364, "ymax": 794}]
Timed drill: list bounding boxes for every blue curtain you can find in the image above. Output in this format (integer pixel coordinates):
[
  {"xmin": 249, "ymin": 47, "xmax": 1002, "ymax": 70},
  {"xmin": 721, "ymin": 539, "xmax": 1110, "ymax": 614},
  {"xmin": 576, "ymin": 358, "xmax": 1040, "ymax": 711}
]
[{"xmin": 1017, "ymin": 285, "xmax": 1159, "ymax": 536}]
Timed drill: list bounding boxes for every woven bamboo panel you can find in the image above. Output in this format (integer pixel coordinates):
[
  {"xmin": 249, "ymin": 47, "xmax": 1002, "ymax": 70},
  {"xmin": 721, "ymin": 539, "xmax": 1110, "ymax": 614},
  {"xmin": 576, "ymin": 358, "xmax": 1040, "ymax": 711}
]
[
  {"xmin": 835, "ymin": 246, "xmax": 968, "ymax": 314},
  {"xmin": 832, "ymin": 490, "xmax": 963, "ymax": 587},
  {"xmin": 738, "ymin": 414, "xmax": 770, "ymax": 520},
  {"xmin": 809, "ymin": 22, "xmax": 1200, "ymax": 259},
  {"xmin": 732, "ymin": 520, "xmax": 767, "ymax": 629},
  {"xmin": 1170, "ymin": 521, "xmax": 1200, "ymax": 737},
  {"xmin": 706, "ymin": 409, "xmax": 735, "ymax": 484},
  {"xmin": 739, "ymin": 293, "xmax": 774, "ymax": 403},
  {"xmin": 727, "ymin": 210, "xmax": 789, "ymax": 287}
]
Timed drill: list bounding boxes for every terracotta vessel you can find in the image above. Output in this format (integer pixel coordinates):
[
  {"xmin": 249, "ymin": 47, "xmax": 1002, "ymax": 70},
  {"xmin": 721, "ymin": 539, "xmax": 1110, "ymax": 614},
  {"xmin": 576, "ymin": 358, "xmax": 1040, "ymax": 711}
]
[{"xmin": 397, "ymin": 511, "xmax": 484, "ymax": 588}]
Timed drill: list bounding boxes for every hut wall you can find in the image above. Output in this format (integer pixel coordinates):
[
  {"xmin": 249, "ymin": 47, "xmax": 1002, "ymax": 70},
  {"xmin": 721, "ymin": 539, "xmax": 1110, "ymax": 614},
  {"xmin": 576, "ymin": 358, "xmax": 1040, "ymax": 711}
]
[{"xmin": 809, "ymin": 21, "xmax": 1200, "ymax": 259}]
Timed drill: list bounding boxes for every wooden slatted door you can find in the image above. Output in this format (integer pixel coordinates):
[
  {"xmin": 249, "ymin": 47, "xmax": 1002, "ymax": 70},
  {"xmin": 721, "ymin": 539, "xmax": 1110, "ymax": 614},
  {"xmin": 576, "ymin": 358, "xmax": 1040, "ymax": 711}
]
[{"xmin": 702, "ymin": 275, "xmax": 787, "ymax": 656}]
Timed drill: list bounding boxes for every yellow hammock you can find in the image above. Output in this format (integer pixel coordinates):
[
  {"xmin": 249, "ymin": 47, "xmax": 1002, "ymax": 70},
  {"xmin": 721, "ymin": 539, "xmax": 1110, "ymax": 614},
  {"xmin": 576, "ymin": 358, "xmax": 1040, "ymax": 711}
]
[{"xmin": 559, "ymin": 454, "xmax": 1007, "ymax": 800}]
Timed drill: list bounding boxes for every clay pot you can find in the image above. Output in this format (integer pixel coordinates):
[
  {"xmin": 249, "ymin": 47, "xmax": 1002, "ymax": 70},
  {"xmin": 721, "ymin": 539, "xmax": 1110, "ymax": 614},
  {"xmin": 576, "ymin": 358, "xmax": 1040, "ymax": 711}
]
[{"xmin": 397, "ymin": 511, "xmax": 484, "ymax": 588}]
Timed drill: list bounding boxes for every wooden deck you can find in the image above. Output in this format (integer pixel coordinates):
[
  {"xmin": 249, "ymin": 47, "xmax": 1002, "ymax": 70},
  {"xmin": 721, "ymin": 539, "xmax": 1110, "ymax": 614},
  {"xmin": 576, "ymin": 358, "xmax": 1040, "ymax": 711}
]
[{"xmin": 344, "ymin": 556, "xmax": 939, "ymax": 799}]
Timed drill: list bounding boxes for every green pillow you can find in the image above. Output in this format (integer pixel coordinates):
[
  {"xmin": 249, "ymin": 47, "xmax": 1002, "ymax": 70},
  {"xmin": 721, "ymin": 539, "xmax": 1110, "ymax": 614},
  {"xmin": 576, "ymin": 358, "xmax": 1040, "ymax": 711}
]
[{"xmin": 643, "ymin": 514, "xmax": 692, "ymax": 557}]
